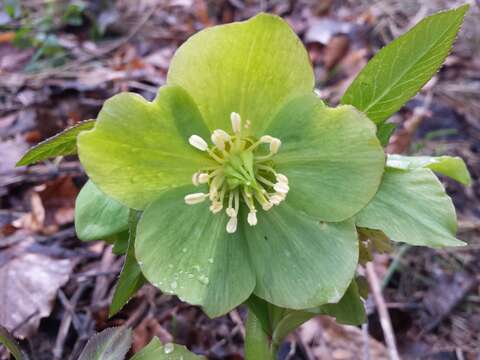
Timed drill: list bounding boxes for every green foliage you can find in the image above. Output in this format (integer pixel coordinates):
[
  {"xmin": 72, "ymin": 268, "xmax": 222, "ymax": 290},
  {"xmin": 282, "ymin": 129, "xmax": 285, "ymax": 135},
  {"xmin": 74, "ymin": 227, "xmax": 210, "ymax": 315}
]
[
  {"xmin": 342, "ymin": 5, "xmax": 469, "ymax": 125},
  {"xmin": 387, "ymin": 154, "xmax": 471, "ymax": 185},
  {"xmin": 0, "ymin": 325, "xmax": 28, "ymax": 360},
  {"xmin": 75, "ymin": 180, "xmax": 129, "ymax": 241},
  {"xmin": 110, "ymin": 211, "xmax": 146, "ymax": 317},
  {"xmin": 78, "ymin": 327, "xmax": 132, "ymax": 360},
  {"xmin": 16, "ymin": 120, "xmax": 95, "ymax": 166},
  {"xmin": 356, "ymin": 168, "xmax": 464, "ymax": 248},
  {"xmin": 131, "ymin": 338, "xmax": 206, "ymax": 360}
]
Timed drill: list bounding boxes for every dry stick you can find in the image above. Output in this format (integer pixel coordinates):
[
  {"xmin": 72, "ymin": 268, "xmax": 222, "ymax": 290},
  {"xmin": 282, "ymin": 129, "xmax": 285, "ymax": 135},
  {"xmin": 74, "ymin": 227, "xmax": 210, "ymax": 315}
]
[{"xmin": 365, "ymin": 262, "xmax": 401, "ymax": 360}]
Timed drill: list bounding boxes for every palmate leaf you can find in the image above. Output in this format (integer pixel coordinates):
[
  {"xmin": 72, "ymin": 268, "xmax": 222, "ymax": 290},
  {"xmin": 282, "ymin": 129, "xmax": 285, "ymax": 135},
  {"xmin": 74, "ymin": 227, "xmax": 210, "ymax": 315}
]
[
  {"xmin": 16, "ymin": 119, "xmax": 95, "ymax": 166},
  {"xmin": 131, "ymin": 338, "xmax": 205, "ymax": 360},
  {"xmin": 341, "ymin": 5, "xmax": 468, "ymax": 125}
]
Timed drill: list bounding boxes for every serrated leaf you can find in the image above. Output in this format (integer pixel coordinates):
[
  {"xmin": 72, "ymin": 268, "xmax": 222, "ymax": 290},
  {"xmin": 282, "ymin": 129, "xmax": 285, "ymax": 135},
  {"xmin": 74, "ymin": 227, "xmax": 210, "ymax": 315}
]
[
  {"xmin": 75, "ymin": 180, "xmax": 129, "ymax": 242},
  {"xmin": 109, "ymin": 210, "xmax": 145, "ymax": 317},
  {"xmin": 342, "ymin": 5, "xmax": 468, "ymax": 124},
  {"xmin": 78, "ymin": 327, "xmax": 132, "ymax": 360},
  {"xmin": 356, "ymin": 168, "xmax": 465, "ymax": 248},
  {"xmin": 16, "ymin": 119, "xmax": 95, "ymax": 166},
  {"xmin": 387, "ymin": 154, "xmax": 471, "ymax": 185},
  {"xmin": 131, "ymin": 338, "xmax": 205, "ymax": 360},
  {"xmin": 0, "ymin": 325, "xmax": 28, "ymax": 360}
]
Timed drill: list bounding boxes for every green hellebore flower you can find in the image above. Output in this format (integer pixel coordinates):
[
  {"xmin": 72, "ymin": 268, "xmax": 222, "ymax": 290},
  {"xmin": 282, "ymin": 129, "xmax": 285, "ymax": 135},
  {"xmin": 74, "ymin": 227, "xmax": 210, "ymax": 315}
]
[{"xmin": 78, "ymin": 14, "xmax": 385, "ymax": 317}]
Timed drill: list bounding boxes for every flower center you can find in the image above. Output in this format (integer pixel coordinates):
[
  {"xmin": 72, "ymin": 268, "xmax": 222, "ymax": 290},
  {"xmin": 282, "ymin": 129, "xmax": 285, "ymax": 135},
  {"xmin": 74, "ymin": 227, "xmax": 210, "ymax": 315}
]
[{"xmin": 184, "ymin": 112, "xmax": 289, "ymax": 233}]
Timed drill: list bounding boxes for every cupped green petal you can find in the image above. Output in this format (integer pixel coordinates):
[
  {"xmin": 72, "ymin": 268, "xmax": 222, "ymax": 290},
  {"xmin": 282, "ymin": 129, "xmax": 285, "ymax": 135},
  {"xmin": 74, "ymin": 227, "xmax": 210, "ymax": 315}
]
[
  {"xmin": 243, "ymin": 202, "xmax": 359, "ymax": 310},
  {"xmin": 356, "ymin": 168, "xmax": 464, "ymax": 248},
  {"xmin": 387, "ymin": 154, "xmax": 471, "ymax": 185},
  {"xmin": 266, "ymin": 94, "xmax": 385, "ymax": 222},
  {"xmin": 136, "ymin": 186, "xmax": 255, "ymax": 318},
  {"xmin": 167, "ymin": 13, "xmax": 314, "ymax": 134},
  {"xmin": 78, "ymin": 85, "xmax": 215, "ymax": 209},
  {"xmin": 75, "ymin": 180, "xmax": 129, "ymax": 241}
]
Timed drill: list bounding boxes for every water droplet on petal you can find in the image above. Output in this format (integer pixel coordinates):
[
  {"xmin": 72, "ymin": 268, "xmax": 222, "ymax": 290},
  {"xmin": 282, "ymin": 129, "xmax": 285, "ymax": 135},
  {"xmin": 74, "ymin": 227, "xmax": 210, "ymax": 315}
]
[
  {"xmin": 168, "ymin": 264, "xmax": 174, "ymax": 269},
  {"xmin": 182, "ymin": 248, "xmax": 187, "ymax": 253},
  {"xmin": 187, "ymin": 273, "xmax": 194, "ymax": 278},
  {"xmin": 193, "ymin": 265, "xmax": 201, "ymax": 272},
  {"xmin": 198, "ymin": 275, "xmax": 209, "ymax": 285},
  {"xmin": 171, "ymin": 280, "xmax": 178, "ymax": 289},
  {"xmin": 164, "ymin": 343, "xmax": 174, "ymax": 354},
  {"xmin": 208, "ymin": 258, "xmax": 214, "ymax": 264}
]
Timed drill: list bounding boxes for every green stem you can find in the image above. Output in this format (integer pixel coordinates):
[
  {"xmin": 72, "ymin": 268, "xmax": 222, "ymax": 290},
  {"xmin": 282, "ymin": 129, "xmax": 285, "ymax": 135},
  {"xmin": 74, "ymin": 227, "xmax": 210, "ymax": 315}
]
[{"xmin": 245, "ymin": 307, "xmax": 277, "ymax": 360}]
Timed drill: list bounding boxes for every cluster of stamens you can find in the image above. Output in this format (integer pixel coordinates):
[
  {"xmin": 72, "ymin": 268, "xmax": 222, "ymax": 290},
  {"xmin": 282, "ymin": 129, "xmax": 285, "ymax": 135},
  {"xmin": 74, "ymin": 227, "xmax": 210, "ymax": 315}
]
[{"xmin": 184, "ymin": 112, "xmax": 289, "ymax": 233}]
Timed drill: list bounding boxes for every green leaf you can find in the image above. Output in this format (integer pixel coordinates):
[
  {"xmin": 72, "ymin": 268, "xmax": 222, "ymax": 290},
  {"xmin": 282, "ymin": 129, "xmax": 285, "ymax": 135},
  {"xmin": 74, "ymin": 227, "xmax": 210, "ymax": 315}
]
[
  {"xmin": 108, "ymin": 210, "xmax": 145, "ymax": 317},
  {"xmin": 313, "ymin": 279, "xmax": 366, "ymax": 325},
  {"xmin": 245, "ymin": 309, "xmax": 275, "ymax": 360},
  {"xmin": 136, "ymin": 185, "xmax": 255, "ymax": 318},
  {"xmin": 16, "ymin": 119, "xmax": 95, "ymax": 166},
  {"xmin": 131, "ymin": 338, "xmax": 205, "ymax": 360},
  {"xmin": 78, "ymin": 86, "xmax": 215, "ymax": 210},
  {"xmin": 110, "ymin": 210, "xmax": 146, "ymax": 317},
  {"xmin": 0, "ymin": 325, "xmax": 28, "ymax": 360},
  {"xmin": 167, "ymin": 13, "xmax": 314, "ymax": 135},
  {"xmin": 267, "ymin": 94, "xmax": 385, "ymax": 222},
  {"xmin": 110, "ymin": 231, "xmax": 129, "ymax": 255},
  {"xmin": 341, "ymin": 5, "xmax": 469, "ymax": 124},
  {"xmin": 269, "ymin": 280, "xmax": 366, "ymax": 346},
  {"xmin": 78, "ymin": 327, "xmax": 132, "ymax": 360},
  {"xmin": 377, "ymin": 123, "xmax": 396, "ymax": 146},
  {"xmin": 387, "ymin": 154, "xmax": 471, "ymax": 185},
  {"xmin": 356, "ymin": 168, "xmax": 464, "ymax": 248},
  {"xmin": 243, "ymin": 202, "xmax": 358, "ymax": 309},
  {"xmin": 75, "ymin": 180, "xmax": 129, "ymax": 241}
]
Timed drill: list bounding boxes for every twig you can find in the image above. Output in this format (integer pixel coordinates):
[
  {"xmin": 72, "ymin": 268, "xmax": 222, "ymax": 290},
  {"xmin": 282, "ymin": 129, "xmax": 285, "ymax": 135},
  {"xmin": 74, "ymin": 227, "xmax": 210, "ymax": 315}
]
[
  {"xmin": 229, "ymin": 309, "xmax": 246, "ymax": 339},
  {"xmin": 366, "ymin": 262, "xmax": 401, "ymax": 360},
  {"xmin": 362, "ymin": 323, "xmax": 371, "ymax": 360}
]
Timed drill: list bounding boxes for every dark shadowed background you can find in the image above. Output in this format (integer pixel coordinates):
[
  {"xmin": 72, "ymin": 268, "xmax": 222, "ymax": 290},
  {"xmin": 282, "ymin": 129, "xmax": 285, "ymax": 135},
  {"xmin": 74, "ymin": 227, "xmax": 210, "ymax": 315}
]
[{"xmin": 0, "ymin": 0, "xmax": 479, "ymax": 359}]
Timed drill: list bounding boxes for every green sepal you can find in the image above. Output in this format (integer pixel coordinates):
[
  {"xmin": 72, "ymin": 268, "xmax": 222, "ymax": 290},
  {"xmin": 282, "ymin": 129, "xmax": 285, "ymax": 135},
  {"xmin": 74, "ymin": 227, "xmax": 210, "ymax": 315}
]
[
  {"xmin": 387, "ymin": 154, "xmax": 471, "ymax": 185},
  {"xmin": 110, "ymin": 210, "xmax": 146, "ymax": 317},
  {"xmin": 110, "ymin": 231, "xmax": 129, "ymax": 255},
  {"xmin": 342, "ymin": 5, "xmax": 469, "ymax": 124},
  {"xmin": 131, "ymin": 338, "xmax": 205, "ymax": 360},
  {"xmin": 377, "ymin": 122, "xmax": 396, "ymax": 146},
  {"xmin": 74, "ymin": 180, "xmax": 129, "ymax": 242},
  {"xmin": 16, "ymin": 119, "xmax": 95, "ymax": 166},
  {"xmin": 167, "ymin": 13, "xmax": 314, "ymax": 135}
]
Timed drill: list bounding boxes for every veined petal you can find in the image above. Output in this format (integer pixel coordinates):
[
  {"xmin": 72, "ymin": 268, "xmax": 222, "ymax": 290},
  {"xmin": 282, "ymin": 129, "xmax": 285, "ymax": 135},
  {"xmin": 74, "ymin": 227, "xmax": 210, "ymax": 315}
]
[
  {"xmin": 356, "ymin": 168, "xmax": 464, "ymax": 248},
  {"xmin": 136, "ymin": 186, "xmax": 255, "ymax": 318},
  {"xmin": 243, "ymin": 202, "xmax": 359, "ymax": 309},
  {"xmin": 78, "ymin": 85, "xmax": 215, "ymax": 209},
  {"xmin": 266, "ymin": 94, "xmax": 385, "ymax": 222},
  {"xmin": 167, "ymin": 13, "xmax": 314, "ymax": 134}
]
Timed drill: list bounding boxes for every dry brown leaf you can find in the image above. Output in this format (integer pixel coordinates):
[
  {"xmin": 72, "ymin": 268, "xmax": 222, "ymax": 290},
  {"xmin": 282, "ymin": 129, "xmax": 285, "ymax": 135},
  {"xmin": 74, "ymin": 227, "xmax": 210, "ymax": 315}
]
[{"xmin": 0, "ymin": 244, "xmax": 73, "ymax": 338}]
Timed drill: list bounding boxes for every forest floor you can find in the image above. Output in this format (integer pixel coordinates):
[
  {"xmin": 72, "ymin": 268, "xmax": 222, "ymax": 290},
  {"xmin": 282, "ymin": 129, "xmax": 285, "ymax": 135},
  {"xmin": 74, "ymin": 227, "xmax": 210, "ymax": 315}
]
[{"xmin": 0, "ymin": 0, "xmax": 479, "ymax": 359}]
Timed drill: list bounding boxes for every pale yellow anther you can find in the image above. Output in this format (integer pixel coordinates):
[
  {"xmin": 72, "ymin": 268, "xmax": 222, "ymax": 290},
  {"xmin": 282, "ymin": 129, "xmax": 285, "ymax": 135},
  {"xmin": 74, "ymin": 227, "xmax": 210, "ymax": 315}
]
[
  {"xmin": 247, "ymin": 210, "xmax": 257, "ymax": 226},
  {"xmin": 210, "ymin": 202, "xmax": 223, "ymax": 214},
  {"xmin": 184, "ymin": 193, "xmax": 208, "ymax": 205},
  {"xmin": 189, "ymin": 135, "xmax": 208, "ymax": 151},
  {"xmin": 211, "ymin": 129, "xmax": 230, "ymax": 150},
  {"xmin": 226, "ymin": 207, "xmax": 236, "ymax": 217},
  {"xmin": 274, "ymin": 182, "xmax": 289, "ymax": 194},
  {"xmin": 230, "ymin": 112, "xmax": 242, "ymax": 133},
  {"xmin": 198, "ymin": 173, "xmax": 209, "ymax": 184},
  {"xmin": 226, "ymin": 216, "xmax": 238, "ymax": 233},
  {"xmin": 269, "ymin": 138, "xmax": 281, "ymax": 154},
  {"xmin": 276, "ymin": 173, "xmax": 289, "ymax": 184}
]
